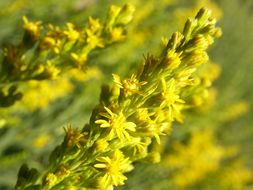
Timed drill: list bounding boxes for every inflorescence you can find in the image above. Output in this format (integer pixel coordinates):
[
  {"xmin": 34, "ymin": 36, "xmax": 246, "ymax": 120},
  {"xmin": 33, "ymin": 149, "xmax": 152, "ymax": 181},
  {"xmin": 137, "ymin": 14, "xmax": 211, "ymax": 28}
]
[{"xmin": 15, "ymin": 7, "xmax": 221, "ymax": 190}]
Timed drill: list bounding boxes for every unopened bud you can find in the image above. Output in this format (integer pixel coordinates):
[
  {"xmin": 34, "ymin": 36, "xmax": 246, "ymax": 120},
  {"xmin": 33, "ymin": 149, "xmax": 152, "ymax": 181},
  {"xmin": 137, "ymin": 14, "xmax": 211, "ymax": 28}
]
[
  {"xmin": 186, "ymin": 34, "xmax": 209, "ymax": 51},
  {"xmin": 195, "ymin": 8, "xmax": 212, "ymax": 25},
  {"xmin": 117, "ymin": 4, "xmax": 135, "ymax": 25},
  {"xmin": 167, "ymin": 32, "xmax": 184, "ymax": 49},
  {"xmin": 182, "ymin": 50, "xmax": 209, "ymax": 66}
]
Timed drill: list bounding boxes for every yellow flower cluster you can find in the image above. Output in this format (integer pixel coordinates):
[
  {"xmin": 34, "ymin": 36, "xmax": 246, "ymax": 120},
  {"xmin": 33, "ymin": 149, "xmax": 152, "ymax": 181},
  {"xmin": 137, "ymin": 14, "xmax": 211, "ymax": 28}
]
[
  {"xmin": 15, "ymin": 67, "xmax": 101, "ymax": 111},
  {"xmin": 164, "ymin": 130, "xmax": 227, "ymax": 188},
  {"xmin": 154, "ymin": 128, "xmax": 253, "ymax": 190},
  {"xmin": 20, "ymin": 79, "xmax": 73, "ymax": 110},
  {"xmin": 174, "ymin": 0, "xmax": 223, "ymax": 27},
  {"xmin": 220, "ymin": 160, "xmax": 253, "ymax": 190},
  {"xmin": 15, "ymin": 8, "xmax": 221, "ymax": 190},
  {"xmin": 0, "ymin": 4, "xmax": 134, "ymax": 108}
]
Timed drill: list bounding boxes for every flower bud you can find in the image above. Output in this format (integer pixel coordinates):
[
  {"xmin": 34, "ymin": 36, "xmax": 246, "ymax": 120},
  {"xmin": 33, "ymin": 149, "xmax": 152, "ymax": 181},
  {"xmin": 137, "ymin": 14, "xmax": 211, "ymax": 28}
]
[
  {"xmin": 117, "ymin": 4, "xmax": 135, "ymax": 25},
  {"xmin": 182, "ymin": 50, "xmax": 209, "ymax": 66},
  {"xmin": 186, "ymin": 34, "xmax": 209, "ymax": 51},
  {"xmin": 195, "ymin": 8, "xmax": 212, "ymax": 25}
]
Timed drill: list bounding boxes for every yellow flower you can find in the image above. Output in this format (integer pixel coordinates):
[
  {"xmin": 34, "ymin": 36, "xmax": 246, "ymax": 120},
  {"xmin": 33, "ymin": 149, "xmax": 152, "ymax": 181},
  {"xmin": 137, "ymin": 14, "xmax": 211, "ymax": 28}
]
[
  {"xmin": 134, "ymin": 109, "xmax": 171, "ymax": 144},
  {"xmin": 160, "ymin": 78, "xmax": 185, "ymax": 122},
  {"xmin": 161, "ymin": 78, "xmax": 184, "ymax": 107},
  {"xmin": 47, "ymin": 24, "xmax": 63, "ymax": 38},
  {"xmin": 95, "ymin": 139, "xmax": 109, "ymax": 152},
  {"xmin": 165, "ymin": 130, "xmax": 225, "ymax": 188},
  {"xmin": 113, "ymin": 74, "xmax": 147, "ymax": 97},
  {"xmin": 110, "ymin": 27, "xmax": 126, "ymax": 42},
  {"xmin": 220, "ymin": 160, "xmax": 253, "ymax": 190},
  {"xmin": 63, "ymin": 23, "xmax": 80, "ymax": 41},
  {"xmin": 66, "ymin": 67, "xmax": 101, "ymax": 81},
  {"xmin": 145, "ymin": 120, "xmax": 167, "ymax": 144},
  {"xmin": 22, "ymin": 16, "xmax": 42, "ymax": 39},
  {"xmin": 86, "ymin": 29, "xmax": 104, "ymax": 49},
  {"xmin": 176, "ymin": 68, "xmax": 197, "ymax": 87},
  {"xmin": 19, "ymin": 78, "xmax": 73, "ymax": 110},
  {"xmin": 95, "ymin": 107, "xmax": 136, "ymax": 141},
  {"xmin": 164, "ymin": 50, "xmax": 181, "ymax": 70},
  {"xmin": 32, "ymin": 134, "xmax": 50, "ymax": 148},
  {"xmin": 128, "ymin": 137, "xmax": 151, "ymax": 157},
  {"xmin": 88, "ymin": 17, "xmax": 102, "ymax": 33},
  {"xmin": 94, "ymin": 150, "xmax": 133, "ymax": 188},
  {"xmin": 223, "ymin": 101, "xmax": 250, "ymax": 122},
  {"xmin": 64, "ymin": 125, "xmax": 87, "ymax": 148},
  {"xmin": 70, "ymin": 53, "xmax": 87, "ymax": 69},
  {"xmin": 43, "ymin": 61, "xmax": 60, "ymax": 79},
  {"xmin": 40, "ymin": 36, "xmax": 61, "ymax": 54},
  {"xmin": 44, "ymin": 173, "xmax": 57, "ymax": 187},
  {"xmin": 135, "ymin": 108, "xmax": 150, "ymax": 122}
]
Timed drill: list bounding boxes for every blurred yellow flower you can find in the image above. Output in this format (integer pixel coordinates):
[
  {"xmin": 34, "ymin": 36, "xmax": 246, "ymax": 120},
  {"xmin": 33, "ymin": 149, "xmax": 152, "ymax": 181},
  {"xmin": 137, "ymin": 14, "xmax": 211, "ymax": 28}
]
[
  {"xmin": 86, "ymin": 29, "xmax": 104, "ymax": 49},
  {"xmin": 63, "ymin": 23, "xmax": 80, "ymax": 41},
  {"xmin": 95, "ymin": 107, "xmax": 136, "ymax": 141},
  {"xmin": 164, "ymin": 130, "xmax": 225, "ymax": 188},
  {"xmin": 22, "ymin": 16, "xmax": 42, "ymax": 39},
  {"xmin": 32, "ymin": 134, "xmax": 51, "ymax": 148}
]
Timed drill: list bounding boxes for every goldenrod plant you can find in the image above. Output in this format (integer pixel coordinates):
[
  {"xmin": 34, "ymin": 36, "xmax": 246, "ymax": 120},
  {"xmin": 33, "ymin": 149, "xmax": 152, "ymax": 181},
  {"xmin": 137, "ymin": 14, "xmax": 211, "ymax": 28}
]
[
  {"xmin": 1, "ymin": 0, "xmax": 253, "ymax": 190},
  {"xmin": 14, "ymin": 7, "xmax": 222, "ymax": 190}
]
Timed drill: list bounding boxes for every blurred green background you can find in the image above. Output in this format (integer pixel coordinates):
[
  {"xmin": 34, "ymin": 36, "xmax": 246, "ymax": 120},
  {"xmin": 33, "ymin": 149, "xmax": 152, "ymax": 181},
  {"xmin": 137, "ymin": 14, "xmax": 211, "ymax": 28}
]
[{"xmin": 0, "ymin": 0, "xmax": 252, "ymax": 189}]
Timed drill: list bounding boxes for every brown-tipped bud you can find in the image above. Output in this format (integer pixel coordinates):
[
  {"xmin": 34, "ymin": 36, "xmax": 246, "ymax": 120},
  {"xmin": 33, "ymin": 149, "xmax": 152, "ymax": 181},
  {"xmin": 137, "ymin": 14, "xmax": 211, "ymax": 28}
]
[
  {"xmin": 183, "ymin": 19, "xmax": 196, "ymax": 39},
  {"xmin": 182, "ymin": 50, "xmax": 209, "ymax": 66},
  {"xmin": 55, "ymin": 164, "xmax": 71, "ymax": 179},
  {"xmin": 64, "ymin": 125, "xmax": 87, "ymax": 148},
  {"xmin": 167, "ymin": 32, "xmax": 184, "ymax": 50},
  {"xmin": 200, "ymin": 24, "xmax": 215, "ymax": 34},
  {"xmin": 195, "ymin": 8, "xmax": 212, "ymax": 25},
  {"xmin": 186, "ymin": 34, "xmax": 210, "ymax": 51}
]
